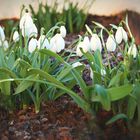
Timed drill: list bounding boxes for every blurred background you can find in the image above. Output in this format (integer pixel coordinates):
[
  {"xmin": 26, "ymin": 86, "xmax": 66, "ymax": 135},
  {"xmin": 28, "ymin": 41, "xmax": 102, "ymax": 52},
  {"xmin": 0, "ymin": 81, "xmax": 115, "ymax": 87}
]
[
  {"xmin": 0, "ymin": 0, "xmax": 140, "ymax": 19},
  {"xmin": 0, "ymin": 0, "xmax": 140, "ymax": 44}
]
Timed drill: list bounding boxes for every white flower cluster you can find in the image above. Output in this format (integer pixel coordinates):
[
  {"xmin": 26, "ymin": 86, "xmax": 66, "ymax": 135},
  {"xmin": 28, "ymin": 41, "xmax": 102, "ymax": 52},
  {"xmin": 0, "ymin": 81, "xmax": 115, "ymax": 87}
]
[
  {"xmin": 76, "ymin": 26, "xmax": 137, "ymax": 58},
  {"xmin": 18, "ymin": 12, "xmax": 66, "ymax": 53},
  {"xmin": 0, "ymin": 26, "xmax": 9, "ymax": 50}
]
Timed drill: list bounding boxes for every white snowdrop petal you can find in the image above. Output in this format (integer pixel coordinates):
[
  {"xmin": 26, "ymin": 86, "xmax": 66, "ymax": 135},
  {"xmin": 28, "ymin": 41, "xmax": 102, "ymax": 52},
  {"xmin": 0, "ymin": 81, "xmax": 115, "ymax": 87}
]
[
  {"xmin": 20, "ymin": 12, "xmax": 38, "ymax": 38},
  {"xmin": 115, "ymin": 27, "xmax": 123, "ymax": 44},
  {"xmin": 60, "ymin": 26, "xmax": 66, "ymax": 38},
  {"xmin": 30, "ymin": 23, "xmax": 38, "ymax": 37},
  {"xmin": 0, "ymin": 26, "xmax": 5, "ymax": 41},
  {"xmin": 101, "ymin": 69, "xmax": 106, "ymax": 76},
  {"xmin": 28, "ymin": 38, "xmax": 38, "ymax": 53},
  {"xmin": 20, "ymin": 12, "xmax": 33, "ymax": 29},
  {"xmin": 90, "ymin": 68, "xmax": 93, "ymax": 79},
  {"xmin": 90, "ymin": 34, "xmax": 102, "ymax": 52},
  {"xmin": 50, "ymin": 34, "xmax": 65, "ymax": 53},
  {"xmin": 3, "ymin": 40, "xmax": 9, "ymax": 50},
  {"xmin": 38, "ymin": 35, "xmax": 50, "ymax": 49},
  {"xmin": 13, "ymin": 31, "xmax": 19, "ymax": 42},
  {"xmin": 128, "ymin": 44, "xmax": 137, "ymax": 58},
  {"xmin": 122, "ymin": 28, "xmax": 128, "ymax": 42},
  {"xmin": 76, "ymin": 44, "xmax": 83, "ymax": 57},
  {"xmin": 83, "ymin": 36, "xmax": 90, "ymax": 52},
  {"xmin": 106, "ymin": 35, "xmax": 116, "ymax": 52}
]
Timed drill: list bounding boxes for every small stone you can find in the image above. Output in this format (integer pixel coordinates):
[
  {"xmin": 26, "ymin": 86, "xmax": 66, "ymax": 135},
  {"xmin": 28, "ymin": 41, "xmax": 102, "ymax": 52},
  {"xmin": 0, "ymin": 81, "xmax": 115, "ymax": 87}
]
[{"xmin": 41, "ymin": 118, "xmax": 48, "ymax": 123}]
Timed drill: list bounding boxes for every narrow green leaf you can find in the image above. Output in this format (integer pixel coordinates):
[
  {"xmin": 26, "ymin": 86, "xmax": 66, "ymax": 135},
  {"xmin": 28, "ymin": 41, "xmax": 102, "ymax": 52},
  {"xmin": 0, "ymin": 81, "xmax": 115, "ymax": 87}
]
[
  {"xmin": 106, "ymin": 114, "xmax": 128, "ymax": 125},
  {"xmin": 95, "ymin": 84, "xmax": 111, "ymax": 111}
]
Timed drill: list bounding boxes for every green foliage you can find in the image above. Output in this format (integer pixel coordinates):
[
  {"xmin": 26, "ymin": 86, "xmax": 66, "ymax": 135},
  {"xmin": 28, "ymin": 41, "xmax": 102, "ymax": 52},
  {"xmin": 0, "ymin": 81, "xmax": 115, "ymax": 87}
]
[{"xmin": 29, "ymin": 0, "xmax": 93, "ymax": 33}]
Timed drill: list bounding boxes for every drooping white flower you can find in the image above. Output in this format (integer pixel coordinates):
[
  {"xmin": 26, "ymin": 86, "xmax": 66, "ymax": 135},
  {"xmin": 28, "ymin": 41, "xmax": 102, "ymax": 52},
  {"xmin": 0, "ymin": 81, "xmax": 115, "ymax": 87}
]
[
  {"xmin": 115, "ymin": 26, "xmax": 128, "ymax": 44},
  {"xmin": 38, "ymin": 35, "xmax": 50, "ymax": 49},
  {"xmin": 0, "ymin": 26, "xmax": 5, "ymax": 41},
  {"xmin": 128, "ymin": 44, "xmax": 137, "ymax": 58},
  {"xmin": 72, "ymin": 62, "xmax": 82, "ymax": 68},
  {"xmin": 13, "ymin": 31, "xmax": 19, "ymax": 42},
  {"xmin": 20, "ymin": 12, "xmax": 33, "ymax": 29},
  {"xmin": 60, "ymin": 26, "xmax": 66, "ymax": 38},
  {"xmin": 20, "ymin": 12, "xmax": 38, "ymax": 38},
  {"xmin": 28, "ymin": 38, "xmax": 38, "ymax": 53},
  {"xmin": 90, "ymin": 34, "xmax": 102, "ymax": 52},
  {"xmin": 76, "ymin": 36, "xmax": 90, "ymax": 57},
  {"xmin": 50, "ymin": 33, "xmax": 65, "ymax": 53},
  {"xmin": 22, "ymin": 23, "xmax": 38, "ymax": 38},
  {"xmin": 106, "ymin": 34, "xmax": 116, "ymax": 52},
  {"xmin": 3, "ymin": 40, "xmax": 9, "ymax": 51}
]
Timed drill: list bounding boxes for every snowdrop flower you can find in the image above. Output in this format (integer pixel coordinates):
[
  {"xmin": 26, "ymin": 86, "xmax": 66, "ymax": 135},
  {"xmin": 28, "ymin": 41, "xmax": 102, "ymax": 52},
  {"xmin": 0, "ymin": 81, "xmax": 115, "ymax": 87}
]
[
  {"xmin": 90, "ymin": 34, "xmax": 102, "ymax": 52},
  {"xmin": 21, "ymin": 23, "xmax": 38, "ymax": 38},
  {"xmin": 28, "ymin": 38, "xmax": 38, "ymax": 53},
  {"xmin": 76, "ymin": 36, "xmax": 90, "ymax": 57},
  {"xmin": 50, "ymin": 33, "xmax": 65, "ymax": 53},
  {"xmin": 3, "ymin": 40, "xmax": 9, "ymax": 51},
  {"xmin": 101, "ymin": 69, "xmax": 106, "ymax": 76},
  {"xmin": 20, "ymin": 12, "xmax": 38, "ymax": 38},
  {"xmin": 72, "ymin": 62, "xmax": 82, "ymax": 68},
  {"xmin": 38, "ymin": 35, "xmax": 50, "ymax": 49},
  {"xmin": 115, "ymin": 26, "xmax": 128, "ymax": 44},
  {"xmin": 20, "ymin": 12, "xmax": 33, "ymax": 29},
  {"xmin": 60, "ymin": 26, "xmax": 66, "ymax": 38},
  {"xmin": 13, "ymin": 31, "xmax": 19, "ymax": 42},
  {"xmin": 0, "ymin": 26, "xmax": 5, "ymax": 41},
  {"xmin": 128, "ymin": 44, "xmax": 137, "ymax": 58},
  {"xmin": 106, "ymin": 34, "xmax": 116, "ymax": 52}
]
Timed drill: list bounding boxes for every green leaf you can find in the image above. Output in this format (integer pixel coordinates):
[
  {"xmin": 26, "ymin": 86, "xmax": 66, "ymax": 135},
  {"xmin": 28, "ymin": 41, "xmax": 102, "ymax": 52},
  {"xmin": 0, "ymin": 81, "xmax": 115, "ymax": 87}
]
[
  {"xmin": 109, "ymin": 72, "xmax": 122, "ymax": 87},
  {"xmin": 107, "ymin": 84, "xmax": 133, "ymax": 101},
  {"xmin": 0, "ymin": 78, "xmax": 92, "ymax": 113},
  {"xmin": 94, "ymin": 84, "xmax": 111, "ymax": 111},
  {"xmin": 71, "ymin": 68, "xmax": 88, "ymax": 99},
  {"xmin": 39, "ymin": 49, "xmax": 67, "ymax": 65},
  {"xmin": 0, "ymin": 73, "xmax": 10, "ymax": 95},
  {"xmin": 14, "ymin": 75, "xmax": 38, "ymax": 95},
  {"xmin": 28, "ymin": 68, "xmax": 64, "ymax": 87},
  {"xmin": 106, "ymin": 114, "xmax": 128, "ymax": 125},
  {"xmin": 127, "ymin": 96, "xmax": 137, "ymax": 119}
]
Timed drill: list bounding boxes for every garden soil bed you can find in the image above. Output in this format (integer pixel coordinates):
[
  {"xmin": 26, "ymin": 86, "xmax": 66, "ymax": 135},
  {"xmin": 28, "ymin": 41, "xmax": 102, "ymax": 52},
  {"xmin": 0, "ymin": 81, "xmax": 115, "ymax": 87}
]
[{"xmin": 0, "ymin": 96, "xmax": 136, "ymax": 140}]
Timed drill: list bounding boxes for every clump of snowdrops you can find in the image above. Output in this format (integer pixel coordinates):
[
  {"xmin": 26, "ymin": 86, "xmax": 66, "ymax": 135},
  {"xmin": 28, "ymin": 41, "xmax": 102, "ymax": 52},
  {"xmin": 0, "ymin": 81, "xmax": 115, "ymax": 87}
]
[
  {"xmin": 0, "ymin": 8, "xmax": 140, "ymax": 130},
  {"xmin": 72, "ymin": 16, "xmax": 140, "ymax": 126},
  {"xmin": 0, "ymin": 9, "xmax": 85, "ymax": 113}
]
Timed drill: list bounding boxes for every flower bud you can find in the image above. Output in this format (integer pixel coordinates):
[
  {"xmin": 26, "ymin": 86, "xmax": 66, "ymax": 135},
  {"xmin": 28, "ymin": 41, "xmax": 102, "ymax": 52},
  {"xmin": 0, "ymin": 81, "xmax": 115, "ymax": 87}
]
[
  {"xmin": 60, "ymin": 26, "xmax": 66, "ymax": 38},
  {"xmin": 28, "ymin": 38, "xmax": 38, "ymax": 53},
  {"xmin": 50, "ymin": 33, "xmax": 65, "ymax": 53},
  {"xmin": 13, "ymin": 31, "xmax": 19, "ymax": 42},
  {"xmin": 90, "ymin": 34, "xmax": 102, "ymax": 52},
  {"xmin": 106, "ymin": 35, "xmax": 116, "ymax": 52},
  {"xmin": 128, "ymin": 44, "xmax": 137, "ymax": 58},
  {"xmin": 115, "ymin": 26, "xmax": 128, "ymax": 44}
]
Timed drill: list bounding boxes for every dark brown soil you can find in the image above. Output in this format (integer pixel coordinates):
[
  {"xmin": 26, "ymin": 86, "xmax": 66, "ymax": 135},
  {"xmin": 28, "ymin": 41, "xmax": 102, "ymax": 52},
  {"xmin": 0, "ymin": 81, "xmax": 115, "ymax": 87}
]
[{"xmin": 0, "ymin": 96, "xmax": 135, "ymax": 140}]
